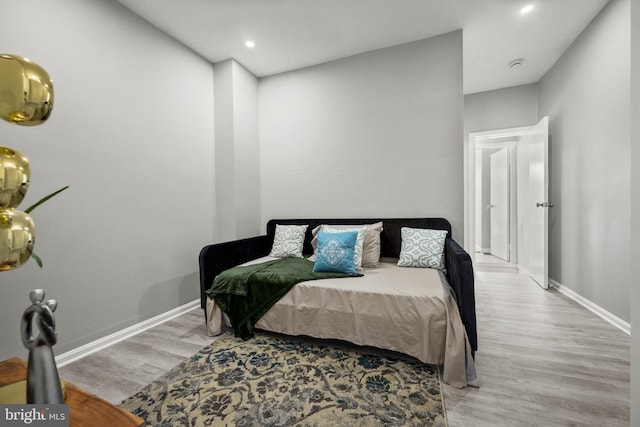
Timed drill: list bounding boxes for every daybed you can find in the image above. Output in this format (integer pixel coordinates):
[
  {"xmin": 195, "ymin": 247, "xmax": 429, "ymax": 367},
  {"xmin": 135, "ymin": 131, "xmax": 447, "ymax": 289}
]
[{"xmin": 199, "ymin": 218, "xmax": 477, "ymax": 387}]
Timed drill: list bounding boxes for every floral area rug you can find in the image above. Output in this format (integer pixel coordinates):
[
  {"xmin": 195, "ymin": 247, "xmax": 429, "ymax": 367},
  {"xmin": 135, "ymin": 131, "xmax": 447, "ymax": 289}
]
[{"xmin": 119, "ymin": 331, "xmax": 447, "ymax": 427}]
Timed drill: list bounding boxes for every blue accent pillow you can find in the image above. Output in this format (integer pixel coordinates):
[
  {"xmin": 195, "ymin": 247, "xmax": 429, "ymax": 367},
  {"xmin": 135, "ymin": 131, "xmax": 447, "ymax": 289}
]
[{"xmin": 312, "ymin": 231, "xmax": 358, "ymax": 274}]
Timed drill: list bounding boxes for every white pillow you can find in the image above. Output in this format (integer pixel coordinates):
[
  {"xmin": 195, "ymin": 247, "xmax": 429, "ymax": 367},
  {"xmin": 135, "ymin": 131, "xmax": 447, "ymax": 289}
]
[
  {"xmin": 269, "ymin": 224, "xmax": 308, "ymax": 258},
  {"xmin": 359, "ymin": 222, "xmax": 383, "ymax": 267},
  {"xmin": 310, "ymin": 222, "xmax": 383, "ymax": 268},
  {"xmin": 321, "ymin": 225, "xmax": 366, "ymax": 271},
  {"xmin": 397, "ymin": 227, "xmax": 447, "ymax": 270}
]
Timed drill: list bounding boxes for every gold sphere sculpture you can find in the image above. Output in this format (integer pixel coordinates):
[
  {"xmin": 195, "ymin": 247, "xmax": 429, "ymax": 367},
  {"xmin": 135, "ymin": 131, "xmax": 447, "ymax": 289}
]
[
  {"xmin": 0, "ymin": 54, "xmax": 54, "ymax": 126},
  {"xmin": 0, "ymin": 209, "xmax": 35, "ymax": 271},
  {"xmin": 0, "ymin": 146, "xmax": 30, "ymax": 209}
]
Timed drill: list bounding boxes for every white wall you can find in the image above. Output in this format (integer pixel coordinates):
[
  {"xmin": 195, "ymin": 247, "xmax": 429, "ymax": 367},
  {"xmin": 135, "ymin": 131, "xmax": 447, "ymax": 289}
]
[
  {"xmin": 477, "ymin": 147, "xmax": 501, "ymax": 253},
  {"xmin": 0, "ymin": 0, "xmax": 216, "ymax": 359},
  {"xmin": 259, "ymin": 32, "xmax": 464, "ymax": 238},
  {"xmin": 630, "ymin": 0, "xmax": 639, "ymax": 423},
  {"xmin": 538, "ymin": 0, "xmax": 630, "ymax": 322}
]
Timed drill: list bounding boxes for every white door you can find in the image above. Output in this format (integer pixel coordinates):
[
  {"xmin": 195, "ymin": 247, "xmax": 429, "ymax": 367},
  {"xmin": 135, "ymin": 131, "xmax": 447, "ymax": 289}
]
[
  {"xmin": 489, "ymin": 148, "xmax": 510, "ymax": 261},
  {"xmin": 526, "ymin": 116, "xmax": 550, "ymax": 289}
]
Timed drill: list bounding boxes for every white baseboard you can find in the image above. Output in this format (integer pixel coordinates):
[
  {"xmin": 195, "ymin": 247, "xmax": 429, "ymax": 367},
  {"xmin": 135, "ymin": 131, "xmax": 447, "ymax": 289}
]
[
  {"xmin": 550, "ymin": 279, "xmax": 630, "ymax": 335},
  {"xmin": 517, "ymin": 265, "xmax": 529, "ymax": 275},
  {"xmin": 56, "ymin": 299, "xmax": 201, "ymax": 367}
]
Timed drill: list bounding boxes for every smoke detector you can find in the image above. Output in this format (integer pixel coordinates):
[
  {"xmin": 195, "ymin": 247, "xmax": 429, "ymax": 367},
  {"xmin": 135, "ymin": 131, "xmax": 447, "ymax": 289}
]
[{"xmin": 508, "ymin": 58, "xmax": 524, "ymax": 68}]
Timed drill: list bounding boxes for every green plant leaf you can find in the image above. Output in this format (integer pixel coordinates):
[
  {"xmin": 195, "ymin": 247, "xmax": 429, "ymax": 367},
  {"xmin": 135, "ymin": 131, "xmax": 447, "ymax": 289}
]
[
  {"xmin": 31, "ymin": 252, "xmax": 43, "ymax": 268},
  {"xmin": 24, "ymin": 185, "xmax": 69, "ymax": 268},
  {"xmin": 24, "ymin": 185, "xmax": 69, "ymax": 214}
]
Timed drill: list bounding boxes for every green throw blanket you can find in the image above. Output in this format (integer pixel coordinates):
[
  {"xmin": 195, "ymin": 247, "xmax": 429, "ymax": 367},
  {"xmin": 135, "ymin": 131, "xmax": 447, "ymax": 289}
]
[{"xmin": 206, "ymin": 257, "xmax": 362, "ymax": 340}]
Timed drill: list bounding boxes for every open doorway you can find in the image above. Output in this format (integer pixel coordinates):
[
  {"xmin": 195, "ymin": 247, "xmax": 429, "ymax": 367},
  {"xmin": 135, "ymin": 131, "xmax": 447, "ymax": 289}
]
[
  {"xmin": 475, "ymin": 141, "xmax": 516, "ymax": 263},
  {"xmin": 466, "ymin": 125, "xmax": 533, "ymax": 269}
]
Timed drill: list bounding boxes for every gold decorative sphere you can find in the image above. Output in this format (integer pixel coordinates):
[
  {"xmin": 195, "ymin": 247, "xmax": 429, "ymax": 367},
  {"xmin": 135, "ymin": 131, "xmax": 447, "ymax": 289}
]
[
  {"xmin": 0, "ymin": 54, "xmax": 54, "ymax": 126},
  {"xmin": 0, "ymin": 209, "xmax": 35, "ymax": 271},
  {"xmin": 0, "ymin": 146, "xmax": 30, "ymax": 209}
]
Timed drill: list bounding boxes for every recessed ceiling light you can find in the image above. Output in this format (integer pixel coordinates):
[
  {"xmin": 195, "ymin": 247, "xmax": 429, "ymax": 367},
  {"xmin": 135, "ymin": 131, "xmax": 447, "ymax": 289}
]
[
  {"xmin": 509, "ymin": 58, "xmax": 524, "ymax": 68},
  {"xmin": 520, "ymin": 4, "xmax": 534, "ymax": 14},
  {"xmin": 245, "ymin": 41, "xmax": 255, "ymax": 48}
]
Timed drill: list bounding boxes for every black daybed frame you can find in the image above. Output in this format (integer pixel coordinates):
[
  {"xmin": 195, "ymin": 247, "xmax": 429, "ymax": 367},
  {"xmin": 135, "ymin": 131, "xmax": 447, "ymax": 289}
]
[{"xmin": 198, "ymin": 217, "xmax": 477, "ymax": 354}]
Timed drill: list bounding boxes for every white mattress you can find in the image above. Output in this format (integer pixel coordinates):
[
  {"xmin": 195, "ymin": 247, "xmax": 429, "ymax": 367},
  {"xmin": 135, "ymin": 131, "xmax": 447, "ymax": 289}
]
[{"xmin": 206, "ymin": 256, "xmax": 474, "ymax": 388}]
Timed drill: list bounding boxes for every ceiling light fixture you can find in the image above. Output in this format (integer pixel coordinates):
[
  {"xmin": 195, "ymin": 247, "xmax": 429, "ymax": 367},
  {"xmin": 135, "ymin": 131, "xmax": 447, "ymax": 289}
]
[
  {"xmin": 520, "ymin": 4, "xmax": 534, "ymax": 14},
  {"xmin": 509, "ymin": 58, "xmax": 524, "ymax": 68},
  {"xmin": 245, "ymin": 41, "xmax": 255, "ymax": 48}
]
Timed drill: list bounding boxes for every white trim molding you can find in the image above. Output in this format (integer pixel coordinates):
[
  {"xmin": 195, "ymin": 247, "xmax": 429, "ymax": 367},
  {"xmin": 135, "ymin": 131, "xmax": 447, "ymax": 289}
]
[
  {"xmin": 56, "ymin": 299, "xmax": 201, "ymax": 367},
  {"xmin": 550, "ymin": 279, "xmax": 630, "ymax": 335}
]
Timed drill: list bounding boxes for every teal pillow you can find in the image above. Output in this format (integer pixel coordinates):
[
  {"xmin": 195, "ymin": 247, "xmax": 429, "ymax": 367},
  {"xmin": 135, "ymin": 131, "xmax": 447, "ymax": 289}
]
[{"xmin": 313, "ymin": 231, "xmax": 358, "ymax": 274}]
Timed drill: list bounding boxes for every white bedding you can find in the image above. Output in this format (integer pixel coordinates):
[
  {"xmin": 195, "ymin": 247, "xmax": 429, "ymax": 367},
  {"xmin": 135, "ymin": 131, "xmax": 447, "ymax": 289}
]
[{"xmin": 206, "ymin": 256, "xmax": 476, "ymax": 388}]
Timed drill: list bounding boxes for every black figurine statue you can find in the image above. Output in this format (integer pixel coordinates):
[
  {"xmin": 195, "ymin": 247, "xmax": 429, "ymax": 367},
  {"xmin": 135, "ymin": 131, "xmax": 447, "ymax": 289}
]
[{"xmin": 21, "ymin": 289, "xmax": 64, "ymax": 404}]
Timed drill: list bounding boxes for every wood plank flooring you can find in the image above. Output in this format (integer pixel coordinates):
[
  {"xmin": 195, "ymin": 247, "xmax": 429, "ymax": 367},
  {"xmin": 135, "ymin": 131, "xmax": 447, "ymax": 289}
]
[
  {"xmin": 58, "ymin": 310, "xmax": 217, "ymax": 404},
  {"xmin": 443, "ymin": 265, "xmax": 629, "ymax": 426},
  {"xmin": 58, "ymin": 265, "xmax": 630, "ymax": 426}
]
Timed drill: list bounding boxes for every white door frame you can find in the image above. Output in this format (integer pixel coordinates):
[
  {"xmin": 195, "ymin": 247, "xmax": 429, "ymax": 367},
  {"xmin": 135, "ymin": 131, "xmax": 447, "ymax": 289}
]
[{"xmin": 465, "ymin": 126, "xmax": 533, "ymax": 266}]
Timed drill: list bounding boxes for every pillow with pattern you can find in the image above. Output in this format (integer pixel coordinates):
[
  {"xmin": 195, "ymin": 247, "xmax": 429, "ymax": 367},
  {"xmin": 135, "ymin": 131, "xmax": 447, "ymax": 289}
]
[
  {"xmin": 313, "ymin": 231, "xmax": 358, "ymax": 274},
  {"xmin": 269, "ymin": 224, "xmax": 308, "ymax": 258},
  {"xmin": 397, "ymin": 227, "xmax": 447, "ymax": 270},
  {"xmin": 322, "ymin": 223, "xmax": 382, "ymax": 268},
  {"xmin": 320, "ymin": 226, "xmax": 366, "ymax": 271},
  {"xmin": 309, "ymin": 222, "xmax": 383, "ymax": 268}
]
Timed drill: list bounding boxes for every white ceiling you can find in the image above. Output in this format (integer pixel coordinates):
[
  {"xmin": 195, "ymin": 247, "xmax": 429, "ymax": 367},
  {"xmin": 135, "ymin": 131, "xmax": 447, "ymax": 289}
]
[{"xmin": 117, "ymin": 0, "xmax": 609, "ymax": 94}]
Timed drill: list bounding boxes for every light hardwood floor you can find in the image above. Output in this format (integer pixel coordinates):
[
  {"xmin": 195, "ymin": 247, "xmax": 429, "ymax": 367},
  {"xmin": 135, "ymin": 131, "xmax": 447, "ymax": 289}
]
[
  {"xmin": 443, "ymin": 265, "xmax": 629, "ymax": 426},
  {"xmin": 58, "ymin": 309, "xmax": 217, "ymax": 404},
  {"xmin": 58, "ymin": 265, "xmax": 630, "ymax": 426}
]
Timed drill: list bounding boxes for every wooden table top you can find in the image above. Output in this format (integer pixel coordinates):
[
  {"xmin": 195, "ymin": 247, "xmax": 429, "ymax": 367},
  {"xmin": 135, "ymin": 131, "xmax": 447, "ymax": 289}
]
[{"xmin": 0, "ymin": 357, "xmax": 144, "ymax": 427}]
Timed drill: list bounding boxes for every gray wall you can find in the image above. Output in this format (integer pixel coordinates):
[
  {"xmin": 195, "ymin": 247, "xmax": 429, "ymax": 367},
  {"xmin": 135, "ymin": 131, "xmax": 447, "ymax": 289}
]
[
  {"xmin": 538, "ymin": 0, "xmax": 630, "ymax": 322},
  {"xmin": 259, "ymin": 32, "xmax": 464, "ymax": 239},
  {"xmin": 214, "ymin": 60, "xmax": 261, "ymax": 242},
  {"xmin": 631, "ymin": 0, "xmax": 639, "ymax": 423},
  {"xmin": 463, "ymin": 84, "xmax": 539, "ymax": 251},
  {"xmin": 464, "ymin": 84, "xmax": 539, "ymax": 135},
  {"xmin": 0, "ymin": 0, "xmax": 216, "ymax": 360},
  {"xmin": 232, "ymin": 62, "xmax": 261, "ymax": 239},
  {"xmin": 213, "ymin": 61, "xmax": 235, "ymax": 242}
]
